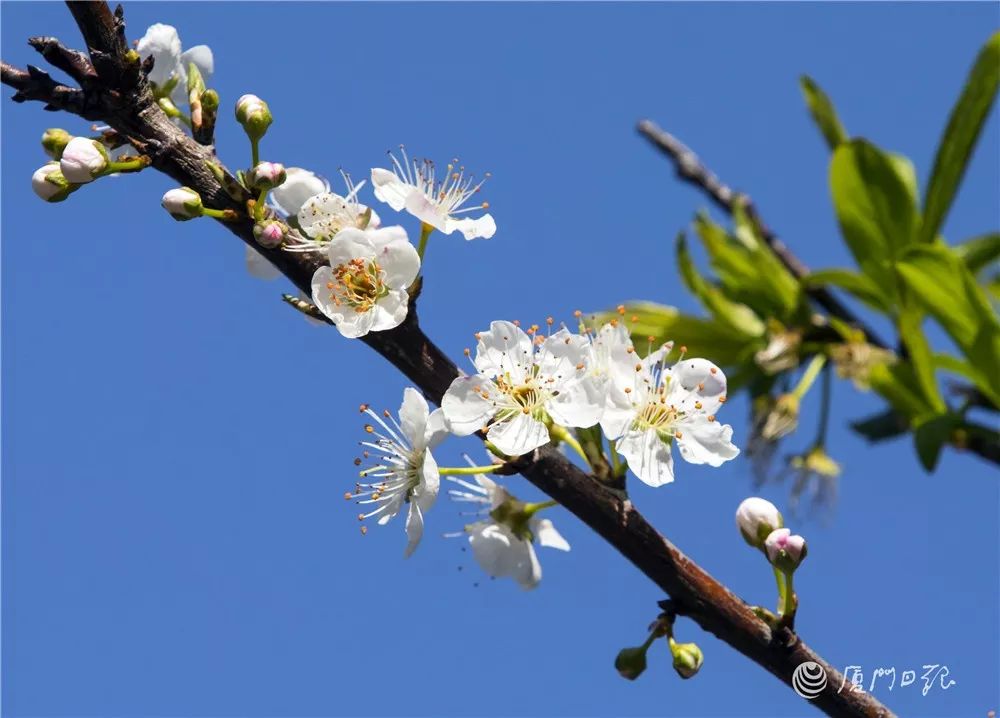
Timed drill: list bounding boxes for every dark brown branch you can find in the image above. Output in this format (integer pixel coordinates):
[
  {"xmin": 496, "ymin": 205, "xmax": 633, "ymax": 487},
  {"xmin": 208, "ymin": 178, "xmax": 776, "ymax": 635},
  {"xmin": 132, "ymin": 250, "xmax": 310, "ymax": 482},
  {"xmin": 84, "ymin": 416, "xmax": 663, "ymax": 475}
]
[
  {"xmin": 1, "ymin": 61, "xmax": 101, "ymax": 119},
  {"xmin": 637, "ymin": 119, "xmax": 891, "ymax": 351},
  {"xmin": 28, "ymin": 36, "xmax": 97, "ymax": 88},
  {"xmin": 3, "ymin": 8, "xmax": 895, "ymax": 718}
]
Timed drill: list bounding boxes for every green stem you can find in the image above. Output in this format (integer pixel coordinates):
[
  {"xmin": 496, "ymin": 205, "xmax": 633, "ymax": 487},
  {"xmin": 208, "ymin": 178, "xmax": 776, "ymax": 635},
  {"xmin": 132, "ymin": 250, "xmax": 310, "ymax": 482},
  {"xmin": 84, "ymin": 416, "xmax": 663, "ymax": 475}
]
[
  {"xmin": 608, "ymin": 437, "xmax": 623, "ymax": 476},
  {"xmin": 255, "ymin": 188, "xmax": 267, "ymax": 222},
  {"xmin": 201, "ymin": 207, "xmax": 238, "ymax": 221},
  {"xmin": 772, "ymin": 564, "xmax": 787, "ymax": 615},
  {"xmin": 105, "ymin": 156, "xmax": 149, "ymax": 174},
  {"xmin": 438, "ymin": 465, "xmax": 502, "ymax": 476},
  {"xmin": 778, "ymin": 570, "xmax": 797, "ymax": 618},
  {"xmin": 792, "ymin": 353, "xmax": 827, "ymax": 401},
  {"xmin": 416, "ymin": 222, "xmax": 433, "ymax": 261},
  {"xmin": 251, "ymin": 137, "xmax": 260, "ymax": 168},
  {"xmin": 549, "ymin": 424, "xmax": 591, "ymax": 467},
  {"xmin": 523, "ymin": 499, "xmax": 558, "ymax": 517},
  {"xmin": 815, "ymin": 362, "xmax": 832, "ymax": 446}
]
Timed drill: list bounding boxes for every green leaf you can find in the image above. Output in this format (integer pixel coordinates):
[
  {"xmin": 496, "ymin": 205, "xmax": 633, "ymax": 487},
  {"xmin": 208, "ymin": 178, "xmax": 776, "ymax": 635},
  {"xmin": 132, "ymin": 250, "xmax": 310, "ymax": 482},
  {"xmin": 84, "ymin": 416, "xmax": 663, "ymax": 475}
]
[
  {"xmin": 829, "ymin": 139, "xmax": 920, "ymax": 294},
  {"xmin": 867, "ymin": 362, "xmax": 937, "ymax": 422},
  {"xmin": 799, "ymin": 75, "xmax": 849, "ymax": 150},
  {"xmin": 898, "ymin": 307, "xmax": 946, "ymax": 412},
  {"xmin": 933, "ymin": 353, "xmax": 980, "ymax": 383},
  {"xmin": 675, "ymin": 231, "xmax": 766, "ymax": 338},
  {"xmin": 913, "ymin": 414, "xmax": 962, "ymax": 472},
  {"xmin": 803, "ymin": 268, "xmax": 892, "ymax": 313},
  {"xmin": 851, "ymin": 409, "xmax": 909, "ymax": 443},
  {"xmin": 919, "ymin": 31, "xmax": 1000, "ymax": 244},
  {"xmin": 955, "ymin": 232, "xmax": 1000, "ymax": 275},
  {"xmin": 896, "ymin": 243, "xmax": 1000, "ymax": 404}
]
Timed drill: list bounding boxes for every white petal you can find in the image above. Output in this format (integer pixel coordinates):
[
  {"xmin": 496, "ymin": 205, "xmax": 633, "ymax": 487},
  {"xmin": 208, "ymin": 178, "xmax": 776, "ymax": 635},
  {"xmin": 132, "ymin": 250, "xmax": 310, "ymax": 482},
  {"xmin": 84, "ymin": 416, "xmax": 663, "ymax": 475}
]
[
  {"xmin": 546, "ymin": 376, "xmax": 605, "ymax": 429},
  {"xmin": 617, "ymin": 428, "xmax": 675, "ymax": 488},
  {"xmin": 332, "ymin": 308, "xmax": 377, "ymax": 339},
  {"xmin": 325, "ymin": 227, "xmax": 376, "ymax": 267},
  {"xmin": 537, "ymin": 328, "xmax": 589, "ymax": 380},
  {"xmin": 365, "ymin": 225, "xmax": 409, "ymax": 251},
  {"xmin": 487, "ymin": 413, "xmax": 549, "ymax": 456},
  {"xmin": 448, "ymin": 213, "xmax": 496, "ymax": 240},
  {"xmin": 676, "ymin": 417, "xmax": 740, "ymax": 467},
  {"xmin": 269, "ymin": 168, "xmax": 329, "ymax": 217},
  {"xmin": 474, "ymin": 321, "xmax": 533, "ymax": 383},
  {"xmin": 137, "ymin": 23, "xmax": 181, "ymax": 85},
  {"xmin": 180, "ymin": 45, "xmax": 214, "ymax": 79},
  {"xmin": 441, "ymin": 375, "xmax": 497, "ymax": 436},
  {"xmin": 531, "ymin": 517, "xmax": 570, "ymax": 552},
  {"xmin": 245, "ymin": 246, "xmax": 281, "ymax": 280},
  {"xmin": 668, "ymin": 358, "xmax": 727, "ymax": 415},
  {"xmin": 513, "ymin": 542, "xmax": 542, "ymax": 590},
  {"xmin": 371, "ymin": 167, "xmax": 412, "ymax": 211},
  {"xmin": 398, "ymin": 387, "xmax": 430, "ymax": 447},
  {"xmin": 298, "ymin": 192, "xmax": 352, "ymax": 241},
  {"xmin": 424, "ymin": 408, "xmax": 450, "ymax": 449},
  {"xmin": 370, "ymin": 290, "xmax": 408, "ymax": 332},
  {"xmin": 404, "ymin": 192, "xmax": 449, "ymax": 233},
  {"xmin": 416, "ymin": 450, "xmax": 440, "ymax": 513},
  {"xmin": 403, "ymin": 502, "xmax": 424, "ymax": 558},
  {"xmin": 374, "ymin": 234, "xmax": 420, "ymax": 289},
  {"xmin": 599, "ymin": 387, "xmax": 637, "ymax": 440},
  {"xmin": 468, "ymin": 522, "xmax": 518, "ymax": 577}
]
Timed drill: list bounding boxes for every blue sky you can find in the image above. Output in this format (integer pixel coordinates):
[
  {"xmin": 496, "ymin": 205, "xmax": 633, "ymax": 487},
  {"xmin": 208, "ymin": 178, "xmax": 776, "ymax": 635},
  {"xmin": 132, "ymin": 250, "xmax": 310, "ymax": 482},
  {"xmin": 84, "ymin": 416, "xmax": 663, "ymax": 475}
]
[{"xmin": 2, "ymin": 2, "xmax": 998, "ymax": 717}]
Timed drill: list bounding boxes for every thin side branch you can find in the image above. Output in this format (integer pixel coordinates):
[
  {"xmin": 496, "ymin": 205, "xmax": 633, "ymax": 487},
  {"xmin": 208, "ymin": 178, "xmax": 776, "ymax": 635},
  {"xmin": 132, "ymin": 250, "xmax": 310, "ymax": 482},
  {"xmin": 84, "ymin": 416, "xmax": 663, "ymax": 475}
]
[
  {"xmin": 3, "ymin": 7, "xmax": 895, "ymax": 717},
  {"xmin": 637, "ymin": 119, "xmax": 891, "ymax": 350}
]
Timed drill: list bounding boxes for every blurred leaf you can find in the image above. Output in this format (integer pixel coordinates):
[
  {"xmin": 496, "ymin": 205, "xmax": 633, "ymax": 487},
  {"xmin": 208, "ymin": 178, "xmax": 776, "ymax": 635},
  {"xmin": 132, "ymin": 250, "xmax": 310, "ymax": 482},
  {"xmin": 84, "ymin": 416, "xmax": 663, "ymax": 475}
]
[
  {"xmin": 693, "ymin": 213, "xmax": 802, "ymax": 321},
  {"xmin": 919, "ymin": 31, "xmax": 1000, "ymax": 244},
  {"xmin": 867, "ymin": 362, "xmax": 937, "ymax": 422},
  {"xmin": 803, "ymin": 268, "xmax": 893, "ymax": 313},
  {"xmin": 799, "ymin": 75, "xmax": 849, "ymax": 150},
  {"xmin": 898, "ymin": 307, "xmax": 946, "ymax": 412},
  {"xmin": 914, "ymin": 413, "xmax": 962, "ymax": 472},
  {"xmin": 896, "ymin": 244, "xmax": 1000, "ymax": 405},
  {"xmin": 933, "ymin": 353, "xmax": 980, "ymax": 383},
  {"xmin": 675, "ymin": 231, "xmax": 766, "ymax": 338},
  {"xmin": 888, "ymin": 153, "xmax": 920, "ymax": 208},
  {"xmin": 829, "ymin": 139, "xmax": 919, "ymax": 295},
  {"xmin": 851, "ymin": 409, "xmax": 909, "ymax": 443},
  {"xmin": 955, "ymin": 232, "xmax": 1000, "ymax": 275}
]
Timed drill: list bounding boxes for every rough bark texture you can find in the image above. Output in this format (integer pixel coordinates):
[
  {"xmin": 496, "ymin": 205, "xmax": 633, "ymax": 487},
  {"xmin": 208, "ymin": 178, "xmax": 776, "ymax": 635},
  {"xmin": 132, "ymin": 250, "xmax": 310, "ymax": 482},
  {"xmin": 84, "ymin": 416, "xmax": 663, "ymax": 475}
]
[{"xmin": 2, "ymin": 5, "xmax": 898, "ymax": 717}]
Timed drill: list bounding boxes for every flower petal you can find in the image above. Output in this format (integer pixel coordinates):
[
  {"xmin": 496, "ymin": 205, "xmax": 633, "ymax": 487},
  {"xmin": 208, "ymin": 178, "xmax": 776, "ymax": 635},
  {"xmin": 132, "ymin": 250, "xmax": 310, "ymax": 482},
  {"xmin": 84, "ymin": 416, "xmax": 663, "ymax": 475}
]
[
  {"xmin": 298, "ymin": 192, "xmax": 352, "ymax": 241},
  {"xmin": 513, "ymin": 542, "xmax": 542, "ymax": 590},
  {"xmin": 369, "ymin": 290, "xmax": 408, "ymax": 332},
  {"xmin": 269, "ymin": 168, "xmax": 330, "ymax": 217},
  {"xmin": 448, "ymin": 213, "xmax": 496, "ymax": 240},
  {"xmin": 404, "ymin": 191, "xmax": 449, "ymax": 233},
  {"xmin": 599, "ymin": 386, "xmax": 637, "ymax": 440},
  {"xmin": 442, "ymin": 375, "xmax": 496, "ymax": 436},
  {"xmin": 403, "ymin": 502, "xmax": 424, "ymax": 558},
  {"xmin": 487, "ymin": 412, "xmax": 549, "ymax": 456},
  {"xmin": 668, "ymin": 358, "xmax": 727, "ymax": 415},
  {"xmin": 617, "ymin": 428, "xmax": 675, "ymax": 487},
  {"xmin": 398, "ymin": 387, "xmax": 430, "ymax": 447},
  {"xmin": 424, "ymin": 408, "xmax": 450, "ymax": 449},
  {"xmin": 137, "ymin": 23, "xmax": 181, "ymax": 85},
  {"xmin": 474, "ymin": 320, "xmax": 533, "ymax": 383},
  {"xmin": 371, "ymin": 167, "xmax": 411, "ymax": 211},
  {"xmin": 325, "ymin": 227, "xmax": 376, "ymax": 267},
  {"xmin": 375, "ymin": 234, "xmax": 420, "ymax": 289},
  {"xmin": 546, "ymin": 376, "xmax": 605, "ymax": 429},
  {"xmin": 676, "ymin": 416, "xmax": 740, "ymax": 467},
  {"xmin": 531, "ymin": 517, "xmax": 570, "ymax": 552},
  {"xmin": 180, "ymin": 45, "xmax": 214, "ymax": 79}
]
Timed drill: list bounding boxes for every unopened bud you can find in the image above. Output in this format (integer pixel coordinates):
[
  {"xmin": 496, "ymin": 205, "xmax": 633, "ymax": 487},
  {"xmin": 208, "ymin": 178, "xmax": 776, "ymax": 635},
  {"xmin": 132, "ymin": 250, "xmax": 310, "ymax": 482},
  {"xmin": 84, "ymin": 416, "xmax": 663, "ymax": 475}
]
[
  {"xmin": 765, "ymin": 528, "xmax": 807, "ymax": 572},
  {"xmin": 253, "ymin": 220, "xmax": 287, "ymax": 248},
  {"xmin": 670, "ymin": 640, "xmax": 703, "ymax": 679},
  {"xmin": 735, "ymin": 497, "xmax": 784, "ymax": 549},
  {"xmin": 31, "ymin": 162, "xmax": 76, "ymax": 202},
  {"xmin": 59, "ymin": 137, "xmax": 109, "ymax": 184},
  {"xmin": 247, "ymin": 161, "xmax": 287, "ymax": 191},
  {"xmin": 41, "ymin": 128, "xmax": 73, "ymax": 160},
  {"xmin": 161, "ymin": 187, "xmax": 204, "ymax": 221},
  {"xmin": 614, "ymin": 646, "xmax": 648, "ymax": 681},
  {"xmin": 235, "ymin": 94, "xmax": 272, "ymax": 140},
  {"xmin": 201, "ymin": 88, "xmax": 220, "ymax": 112}
]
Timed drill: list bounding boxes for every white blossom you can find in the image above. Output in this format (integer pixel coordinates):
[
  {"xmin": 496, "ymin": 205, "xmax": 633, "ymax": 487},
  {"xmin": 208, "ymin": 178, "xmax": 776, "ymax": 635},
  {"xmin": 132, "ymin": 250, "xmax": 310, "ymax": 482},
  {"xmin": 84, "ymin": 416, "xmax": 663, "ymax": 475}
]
[
  {"xmin": 442, "ymin": 321, "xmax": 605, "ymax": 456},
  {"xmin": 136, "ymin": 23, "xmax": 213, "ymax": 107},
  {"xmin": 351, "ymin": 389, "xmax": 448, "ymax": 556},
  {"xmin": 266, "ymin": 167, "xmax": 330, "ymax": 218},
  {"xmin": 310, "ymin": 226, "xmax": 419, "ymax": 338},
  {"xmin": 285, "ymin": 172, "xmax": 381, "ymax": 254},
  {"xmin": 59, "ymin": 137, "xmax": 107, "ymax": 184},
  {"xmin": 601, "ymin": 339, "xmax": 739, "ymax": 487},
  {"xmin": 371, "ymin": 148, "xmax": 495, "ymax": 240},
  {"xmin": 447, "ymin": 470, "xmax": 569, "ymax": 590}
]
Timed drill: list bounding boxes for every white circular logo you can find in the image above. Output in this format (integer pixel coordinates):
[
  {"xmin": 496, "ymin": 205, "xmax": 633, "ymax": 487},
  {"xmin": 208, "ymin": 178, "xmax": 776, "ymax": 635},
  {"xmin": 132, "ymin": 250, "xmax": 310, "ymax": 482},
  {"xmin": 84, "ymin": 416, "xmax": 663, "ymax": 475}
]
[{"xmin": 792, "ymin": 661, "xmax": 828, "ymax": 699}]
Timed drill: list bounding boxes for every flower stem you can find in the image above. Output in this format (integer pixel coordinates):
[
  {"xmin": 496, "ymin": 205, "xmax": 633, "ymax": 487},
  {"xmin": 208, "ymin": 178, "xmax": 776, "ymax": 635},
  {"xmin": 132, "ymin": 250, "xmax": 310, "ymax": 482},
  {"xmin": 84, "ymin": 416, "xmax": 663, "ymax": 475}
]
[
  {"xmin": 438, "ymin": 465, "xmax": 502, "ymax": 476},
  {"xmin": 792, "ymin": 353, "xmax": 827, "ymax": 401},
  {"xmin": 250, "ymin": 137, "xmax": 260, "ymax": 168},
  {"xmin": 106, "ymin": 156, "xmax": 150, "ymax": 174},
  {"xmin": 201, "ymin": 207, "xmax": 239, "ymax": 221},
  {"xmin": 814, "ymin": 362, "xmax": 832, "ymax": 446},
  {"xmin": 778, "ymin": 570, "xmax": 797, "ymax": 618},
  {"xmin": 608, "ymin": 437, "xmax": 623, "ymax": 476},
  {"xmin": 255, "ymin": 188, "xmax": 267, "ymax": 222},
  {"xmin": 416, "ymin": 222, "xmax": 434, "ymax": 261},
  {"xmin": 523, "ymin": 499, "xmax": 559, "ymax": 517},
  {"xmin": 549, "ymin": 424, "xmax": 591, "ymax": 467},
  {"xmin": 772, "ymin": 564, "xmax": 787, "ymax": 615}
]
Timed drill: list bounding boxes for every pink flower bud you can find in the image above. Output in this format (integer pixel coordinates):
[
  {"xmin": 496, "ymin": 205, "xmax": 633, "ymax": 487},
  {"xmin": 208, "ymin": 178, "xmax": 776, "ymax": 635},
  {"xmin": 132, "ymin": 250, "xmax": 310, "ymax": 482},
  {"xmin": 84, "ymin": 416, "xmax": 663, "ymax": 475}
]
[
  {"xmin": 247, "ymin": 161, "xmax": 287, "ymax": 191},
  {"xmin": 253, "ymin": 220, "xmax": 286, "ymax": 248},
  {"xmin": 59, "ymin": 137, "xmax": 109, "ymax": 183},
  {"xmin": 735, "ymin": 497, "xmax": 783, "ymax": 549},
  {"xmin": 765, "ymin": 528, "xmax": 807, "ymax": 571}
]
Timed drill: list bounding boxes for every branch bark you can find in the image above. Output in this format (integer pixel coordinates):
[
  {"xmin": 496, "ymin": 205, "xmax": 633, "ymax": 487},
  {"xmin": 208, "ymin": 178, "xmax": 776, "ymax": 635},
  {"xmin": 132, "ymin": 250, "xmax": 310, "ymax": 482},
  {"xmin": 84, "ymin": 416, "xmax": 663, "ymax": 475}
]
[{"xmin": 2, "ymin": 6, "xmax": 895, "ymax": 717}]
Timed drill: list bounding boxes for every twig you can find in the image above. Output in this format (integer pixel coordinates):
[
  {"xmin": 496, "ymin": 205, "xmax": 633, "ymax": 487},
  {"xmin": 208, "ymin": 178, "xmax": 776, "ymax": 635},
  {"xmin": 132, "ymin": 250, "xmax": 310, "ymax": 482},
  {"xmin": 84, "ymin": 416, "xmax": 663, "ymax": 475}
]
[
  {"xmin": 3, "ymin": 8, "xmax": 895, "ymax": 717},
  {"xmin": 637, "ymin": 119, "xmax": 891, "ymax": 351}
]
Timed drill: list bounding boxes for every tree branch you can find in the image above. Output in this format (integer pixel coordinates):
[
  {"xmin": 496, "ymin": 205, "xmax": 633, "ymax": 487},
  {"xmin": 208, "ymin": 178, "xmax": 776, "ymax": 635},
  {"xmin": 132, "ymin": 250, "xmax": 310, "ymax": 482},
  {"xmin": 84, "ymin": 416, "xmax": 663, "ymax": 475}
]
[
  {"xmin": 636, "ymin": 119, "xmax": 891, "ymax": 351},
  {"xmin": 3, "ymin": 7, "xmax": 895, "ymax": 717}
]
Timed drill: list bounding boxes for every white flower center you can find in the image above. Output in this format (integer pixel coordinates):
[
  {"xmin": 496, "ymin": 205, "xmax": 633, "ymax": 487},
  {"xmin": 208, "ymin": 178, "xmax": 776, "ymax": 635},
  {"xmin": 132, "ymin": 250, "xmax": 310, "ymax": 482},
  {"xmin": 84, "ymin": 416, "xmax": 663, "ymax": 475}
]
[{"xmin": 325, "ymin": 258, "xmax": 388, "ymax": 313}]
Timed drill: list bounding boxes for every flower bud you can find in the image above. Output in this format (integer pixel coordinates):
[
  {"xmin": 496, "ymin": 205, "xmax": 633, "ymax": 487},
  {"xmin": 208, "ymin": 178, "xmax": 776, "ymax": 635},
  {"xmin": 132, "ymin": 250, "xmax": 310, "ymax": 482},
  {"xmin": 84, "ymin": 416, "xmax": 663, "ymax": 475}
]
[
  {"xmin": 761, "ymin": 393, "xmax": 800, "ymax": 441},
  {"xmin": 32, "ymin": 162, "xmax": 76, "ymax": 202},
  {"xmin": 253, "ymin": 219, "xmax": 287, "ymax": 248},
  {"xmin": 247, "ymin": 161, "xmax": 287, "ymax": 191},
  {"xmin": 670, "ymin": 640, "xmax": 703, "ymax": 679},
  {"xmin": 41, "ymin": 128, "xmax": 73, "ymax": 160},
  {"xmin": 735, "ymin": 497, "xmax": 783, "ymax": 549},
  {"xmin": 161, "ymin": 187, "xmax": 204, "ymax": 221},
  {"xmin": 235, "ymin": 94, "xmax": 272, "ymax": 140},
  {"xmin": 59, "ymin": 137, "xmax": 109, "ymax": 184},
  {"xmin": 765, "ymin": 528, "xmax": 807, "ymax": 572},
  {"xmin": 614, "ymin": 646, "xmax": 648, "ymax": 681}
]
